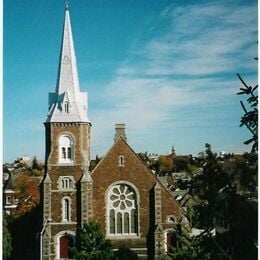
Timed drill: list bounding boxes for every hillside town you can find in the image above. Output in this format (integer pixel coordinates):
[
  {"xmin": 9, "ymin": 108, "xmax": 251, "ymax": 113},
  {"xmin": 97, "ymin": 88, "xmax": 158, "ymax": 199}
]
[{"xmin": 3, "ymin": 143, "xmax": 257, "ymax": 259}]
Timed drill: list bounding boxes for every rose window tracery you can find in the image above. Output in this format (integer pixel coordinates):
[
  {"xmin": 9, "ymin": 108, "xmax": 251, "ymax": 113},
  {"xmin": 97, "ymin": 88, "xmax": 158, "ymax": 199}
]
[
  {"xmin": 108, "ymin": 184, "xmax": 138, "ymax": 235},
  {"xmin": 110, "ymin": 185, "xmax": 135, "ymax": 210}
]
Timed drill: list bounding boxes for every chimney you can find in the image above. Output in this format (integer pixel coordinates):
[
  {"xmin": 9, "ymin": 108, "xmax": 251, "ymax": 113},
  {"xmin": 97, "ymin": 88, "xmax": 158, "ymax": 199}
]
[{"xmin": 114, "ymin": 123, "xmax": 127, "ymax": 143}]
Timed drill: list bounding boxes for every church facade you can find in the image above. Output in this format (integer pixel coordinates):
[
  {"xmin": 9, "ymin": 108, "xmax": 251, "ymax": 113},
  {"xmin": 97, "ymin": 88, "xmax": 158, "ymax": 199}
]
[{"xmin": 42, "ymin": 4, "xmax": 183, "ymax": 259}]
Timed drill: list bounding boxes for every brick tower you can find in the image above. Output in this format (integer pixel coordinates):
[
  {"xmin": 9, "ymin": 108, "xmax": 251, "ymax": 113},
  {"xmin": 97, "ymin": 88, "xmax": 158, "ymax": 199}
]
[{"xmin": 41, "ymin": 3, "xmax": 92, "ymax": 259}]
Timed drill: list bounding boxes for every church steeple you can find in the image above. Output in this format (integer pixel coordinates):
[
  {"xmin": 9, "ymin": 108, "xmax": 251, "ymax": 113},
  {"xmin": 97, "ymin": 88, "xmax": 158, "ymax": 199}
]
[
  {"xmin": 46, "ymin": 4, "xmax": 90, "ymax": 123},
  {"xmin": 42, "ymin": 4, "xmax": 92, "ymax": 258}
]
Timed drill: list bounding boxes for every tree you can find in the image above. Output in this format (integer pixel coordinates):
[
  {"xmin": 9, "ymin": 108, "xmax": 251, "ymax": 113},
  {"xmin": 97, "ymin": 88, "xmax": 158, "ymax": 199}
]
[
  {"xmin": 71, "ymin": 221, "xmax": 115, "ymax": 260},
  {"xmin": 237, "ymin": 73, "xmax": 258, "ymax": 153},
  {"xmin": 13, "ymin": 174, "xmax": 40, "ymax": 218},
  {"xmin": 190, "ymin": 144, "xmax": 257, "ymax": 259},
  {"xmin": 31, "ymin": 156, "xmax": 44, "ymax": 176},
  {"xmin": 32, "ymin": 156, "xmax": 40, "ymax": 170},
  {"xmin": 173, "ymin": 156, "xmax": 189, "ymax": 172},
  {"xmin": 3, "ymin": 213, "xmax": 12, "ymax": 259},
  {"xmin": 192, "ymin": 144, "xmax": 231, "ymax": 229},
  {"xmin": 158, "ymin": 155, "xmax": 174, "ymax": 174}
]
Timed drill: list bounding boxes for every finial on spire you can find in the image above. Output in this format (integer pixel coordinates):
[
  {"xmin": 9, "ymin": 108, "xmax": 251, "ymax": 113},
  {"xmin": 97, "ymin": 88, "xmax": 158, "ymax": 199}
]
[{"xmin": 65, "ymin": 0, "xmax": 69, "ymax": 10}]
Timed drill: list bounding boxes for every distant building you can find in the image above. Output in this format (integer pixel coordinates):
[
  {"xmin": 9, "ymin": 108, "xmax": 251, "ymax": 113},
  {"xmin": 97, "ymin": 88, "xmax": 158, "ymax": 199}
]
[
  {"xmin": 15, "ymin": 156, "xmax": 30, "ymax": 165},
  {"xmin": 148, "ymin": 153, "xmax": 160, "ymax": 161},
  {"xmin": 3, "ymin": 172, "xmax": 18, "ymax": 215}
]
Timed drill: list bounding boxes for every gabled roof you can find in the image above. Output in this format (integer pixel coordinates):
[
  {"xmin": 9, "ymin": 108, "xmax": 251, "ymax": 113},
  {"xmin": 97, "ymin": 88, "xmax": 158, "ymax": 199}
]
[
  {"xmin": 46, "ymin": 5, "xmax": 90, "ymax": 123},
  {"xmin": 4, "ymin": 172, "xmax": 14, "ymax": 190},
  {"xmin": 91, "ymin": 136, "xmax": 152, "ymax": 177},
  {"xmin": 91, "ymin": 136, "xmax": 183, "ymax": 219}
]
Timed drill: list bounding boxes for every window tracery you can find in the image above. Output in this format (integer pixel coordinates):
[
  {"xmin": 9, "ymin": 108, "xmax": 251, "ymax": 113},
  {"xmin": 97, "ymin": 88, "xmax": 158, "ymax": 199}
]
[
  {"xmin": 58, "ymin": 134, "xmax": 74, "ymax": 163},
  {"xmin": 108, "ymin": 184, "xmax": 138, "ymax": 236}
]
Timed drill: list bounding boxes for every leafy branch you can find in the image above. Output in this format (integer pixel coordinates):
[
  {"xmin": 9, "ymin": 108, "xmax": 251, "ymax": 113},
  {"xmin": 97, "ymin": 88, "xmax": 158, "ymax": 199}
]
[{"xmin": 237, "ymin": 73, "xmax": 258, "ymax": 153}]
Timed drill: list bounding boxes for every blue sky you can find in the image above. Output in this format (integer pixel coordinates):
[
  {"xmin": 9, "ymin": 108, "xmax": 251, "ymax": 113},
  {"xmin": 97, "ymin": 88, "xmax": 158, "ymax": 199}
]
[{"xmin": 4, "ymin": 0, "xmax": 257, "ymax": 162}]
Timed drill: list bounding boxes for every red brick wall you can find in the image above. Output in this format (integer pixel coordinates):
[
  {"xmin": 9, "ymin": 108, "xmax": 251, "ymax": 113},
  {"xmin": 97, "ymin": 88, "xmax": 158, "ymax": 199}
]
[
  {"xmin": 45, "ymin": 122, "xmax": 90, "ymax": 165},
  {"xmin": 91, "ymin": 138, "xmax": 182, "ymax": 244}
]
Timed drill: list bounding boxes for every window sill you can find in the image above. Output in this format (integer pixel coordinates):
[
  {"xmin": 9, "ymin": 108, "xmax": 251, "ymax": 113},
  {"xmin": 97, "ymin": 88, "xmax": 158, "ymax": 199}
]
[
  {"xmin": 107, "ymin": 234, "xmax": 139, "ymax": 240},
  {"xmin": 58, "ymin": 162, "xmax": 74, "ymax": 165}
]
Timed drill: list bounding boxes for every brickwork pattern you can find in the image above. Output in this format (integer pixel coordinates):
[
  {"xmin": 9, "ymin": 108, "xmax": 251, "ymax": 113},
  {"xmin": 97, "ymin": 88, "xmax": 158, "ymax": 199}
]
[
  {"xmin": 45, "ymin": 122, "xmax": 90, "ymax": 166},
  {"xmin": 43, "ymin": 121, "xmax": 90, "ymax": 259},
  {"xmin": 91, "ymin": 137, "xmax": 182, "ymax": 252}
]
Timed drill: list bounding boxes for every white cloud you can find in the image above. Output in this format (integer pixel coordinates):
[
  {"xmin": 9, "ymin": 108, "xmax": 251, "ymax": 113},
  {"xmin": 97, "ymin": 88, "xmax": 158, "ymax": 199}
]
[{"xmin": 90, "ymin": 1, "xmax": 257, "ymax": 156}]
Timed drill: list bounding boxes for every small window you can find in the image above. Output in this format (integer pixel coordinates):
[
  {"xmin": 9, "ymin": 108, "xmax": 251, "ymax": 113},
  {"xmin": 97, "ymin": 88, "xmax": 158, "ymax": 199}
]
[
  {"xmin": 6, "ymin": 196, "xmax": 12, "ymax": 205},
  {"xmin": 118, "ymin": 155, "xmax": 125, "ymax": 167},
  {"xmin": 167, "ymin": 215, "xmax": 177, "ymax": 224},
  {"xmin": 62, "ymin": 198, "xmax": 71, "ymax": 221},
  {"xmin": 65, "ymin": 102, "xmax": 69, "ymax": 113},
  {"xmin": 60, "ymin": 177, "xmax": 74, "ymax": 190},
  {"xmin": 14, "ymin": 196, "xmax": 18, "ymax": 204}
]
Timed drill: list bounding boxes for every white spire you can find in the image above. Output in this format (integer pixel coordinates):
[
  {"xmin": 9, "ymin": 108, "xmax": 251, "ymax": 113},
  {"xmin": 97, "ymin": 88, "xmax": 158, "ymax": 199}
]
[{"xmin": 46, "ymin": 5, "xmax": 90, "ymax": 123}]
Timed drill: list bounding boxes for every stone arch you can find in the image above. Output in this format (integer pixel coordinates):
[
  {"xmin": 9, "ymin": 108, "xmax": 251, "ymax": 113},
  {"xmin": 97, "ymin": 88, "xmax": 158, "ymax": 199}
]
[
  {"xmin": 106, "ymin": 181, "xmax": 140, "ymax": 238},
  {"xmin": 54, "ymin": 230, "xmax": 75, "ymax": 259},
  {"xmin": 58, "ymin": 133, "xmax": 75, "ymax": 164}
]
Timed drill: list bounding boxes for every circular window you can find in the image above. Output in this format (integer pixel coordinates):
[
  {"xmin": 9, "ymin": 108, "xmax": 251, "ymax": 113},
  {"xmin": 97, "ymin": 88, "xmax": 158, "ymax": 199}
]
[{"xmin": 110, "ymin": 184, "xmax": 135, "ymax": 211}]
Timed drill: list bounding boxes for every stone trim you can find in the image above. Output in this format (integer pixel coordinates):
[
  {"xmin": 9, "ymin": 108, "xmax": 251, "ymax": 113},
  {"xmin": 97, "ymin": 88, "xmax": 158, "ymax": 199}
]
[
  {"xmin": 154, "ymin": 183, "xmax": 162, "ymax": 225},
  {"xmin": 54, "ymin": 230, "xmax": 76, "ymax": 259}
]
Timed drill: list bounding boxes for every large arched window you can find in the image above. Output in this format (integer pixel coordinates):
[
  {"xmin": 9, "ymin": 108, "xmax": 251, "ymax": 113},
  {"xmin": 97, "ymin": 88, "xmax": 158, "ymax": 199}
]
[
  {"xmin": 62, "ymin": 197, "xmax": 71, "ymax": 222},
  {"xmin": 58, "ymin": 134, "xmax": 74, "ymax": 164},
  {"xmin": 108, "ymin": 184, "xmax": 138, "ymax": 236}
]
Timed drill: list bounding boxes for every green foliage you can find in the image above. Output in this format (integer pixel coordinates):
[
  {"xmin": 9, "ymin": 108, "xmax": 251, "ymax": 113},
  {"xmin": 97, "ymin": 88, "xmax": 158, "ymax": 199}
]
[
  {"xmin": 192, "ymin": 144, "xmax": 231, "ymax": 229},
  {"xmin": 71, "ymin": 221, "xmax": 115, "ymax": 260},
  {"xmin": 221, "ymin": 153, "xmax": 257, "ymax": 195},
  {"xmin": 31, "ymin": 168, "xmax": 43, "ymax": 176},
  {"xmin": 237, "ymin": 73, "xmax": 258, "ymax": 153},
  {"xmin": 190, "ymin": 144, "xmax": 257, "ymax": 259},
  {"xmin": 3, "ymin": 214, "xmax": 12, "ymax": 259},
  {"xmin": 172, "ymin": 235, "xmax": 214, "ymax": 260},
  {"xmin": 32, "ymin": 156, "xmax": 39, "ymax": 170},
  {"xmin": 31, "ymin": 156, "xmax": 44, "ymax": 174},
  {"xmin": 171, "ymin": 223, "xmax": 229, "ymax": 260},
  {"xmin": 89, "ymin": 155, "xmax": 102, "ymax": 172},
  {"xmin": 158, "ymin": 156, "xmax": 174, "ymax": 174},
  {"xmin": 148, "ymin": 159, "xmax": 160, "ymax": 174},
  {"xmin": 9, "ymin": 205, "xmax": 41, "ymax": 260},
  {"xmin": 115, "ymin": 247, "xmax": 138, "ymax": 260},
  {"xmin": 173, "ymin": 157, "xmax": 189, "ymax": 172},
  {"xmin": 3, "ymin": 165, "xmax": 10, "ymax": 173},
  {"xmin": 13, "ymin": 174, "xmax": 40, "ymax": 218},
  {"xmin": 17, "ymin": 162, "xmax": 28, "ymax": 169}
]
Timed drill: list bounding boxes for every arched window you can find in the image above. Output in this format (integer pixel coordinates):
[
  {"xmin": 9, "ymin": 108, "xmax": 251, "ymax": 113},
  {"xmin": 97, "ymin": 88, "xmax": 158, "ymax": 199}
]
[
  {"xmin": 108, "ymin": 184, "xmax": 138, "ymax": 236},
  {"xmin": 59, "ymin": 135, "xmax": 74, "ymax": 164},
  {"xmin": 60, "ymin": 177, "xmax": 74, "ymax": 190},
  {"xmin": 62, "ymin": 197, "xmax": 71, "ymax": 222},
  {"xmin": 64, "ymin": 102, "xmax": 69, "ymax": 113},
  {"xmin": 118, "ymin": 155, "xmax": 125, "ymax": 167}
]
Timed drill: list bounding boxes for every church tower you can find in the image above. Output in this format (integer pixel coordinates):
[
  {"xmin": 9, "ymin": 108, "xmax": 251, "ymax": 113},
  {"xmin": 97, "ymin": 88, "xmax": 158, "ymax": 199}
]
[{"xmin": 42, "ymin": 3, "xmax": 92, "ymax": 259}]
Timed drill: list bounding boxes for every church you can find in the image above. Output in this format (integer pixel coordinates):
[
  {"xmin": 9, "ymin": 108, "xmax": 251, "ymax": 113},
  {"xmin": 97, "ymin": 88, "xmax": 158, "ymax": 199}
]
[{"xmin": 41, "ymin": 3, "xmax": 183, "ymax": 259}]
